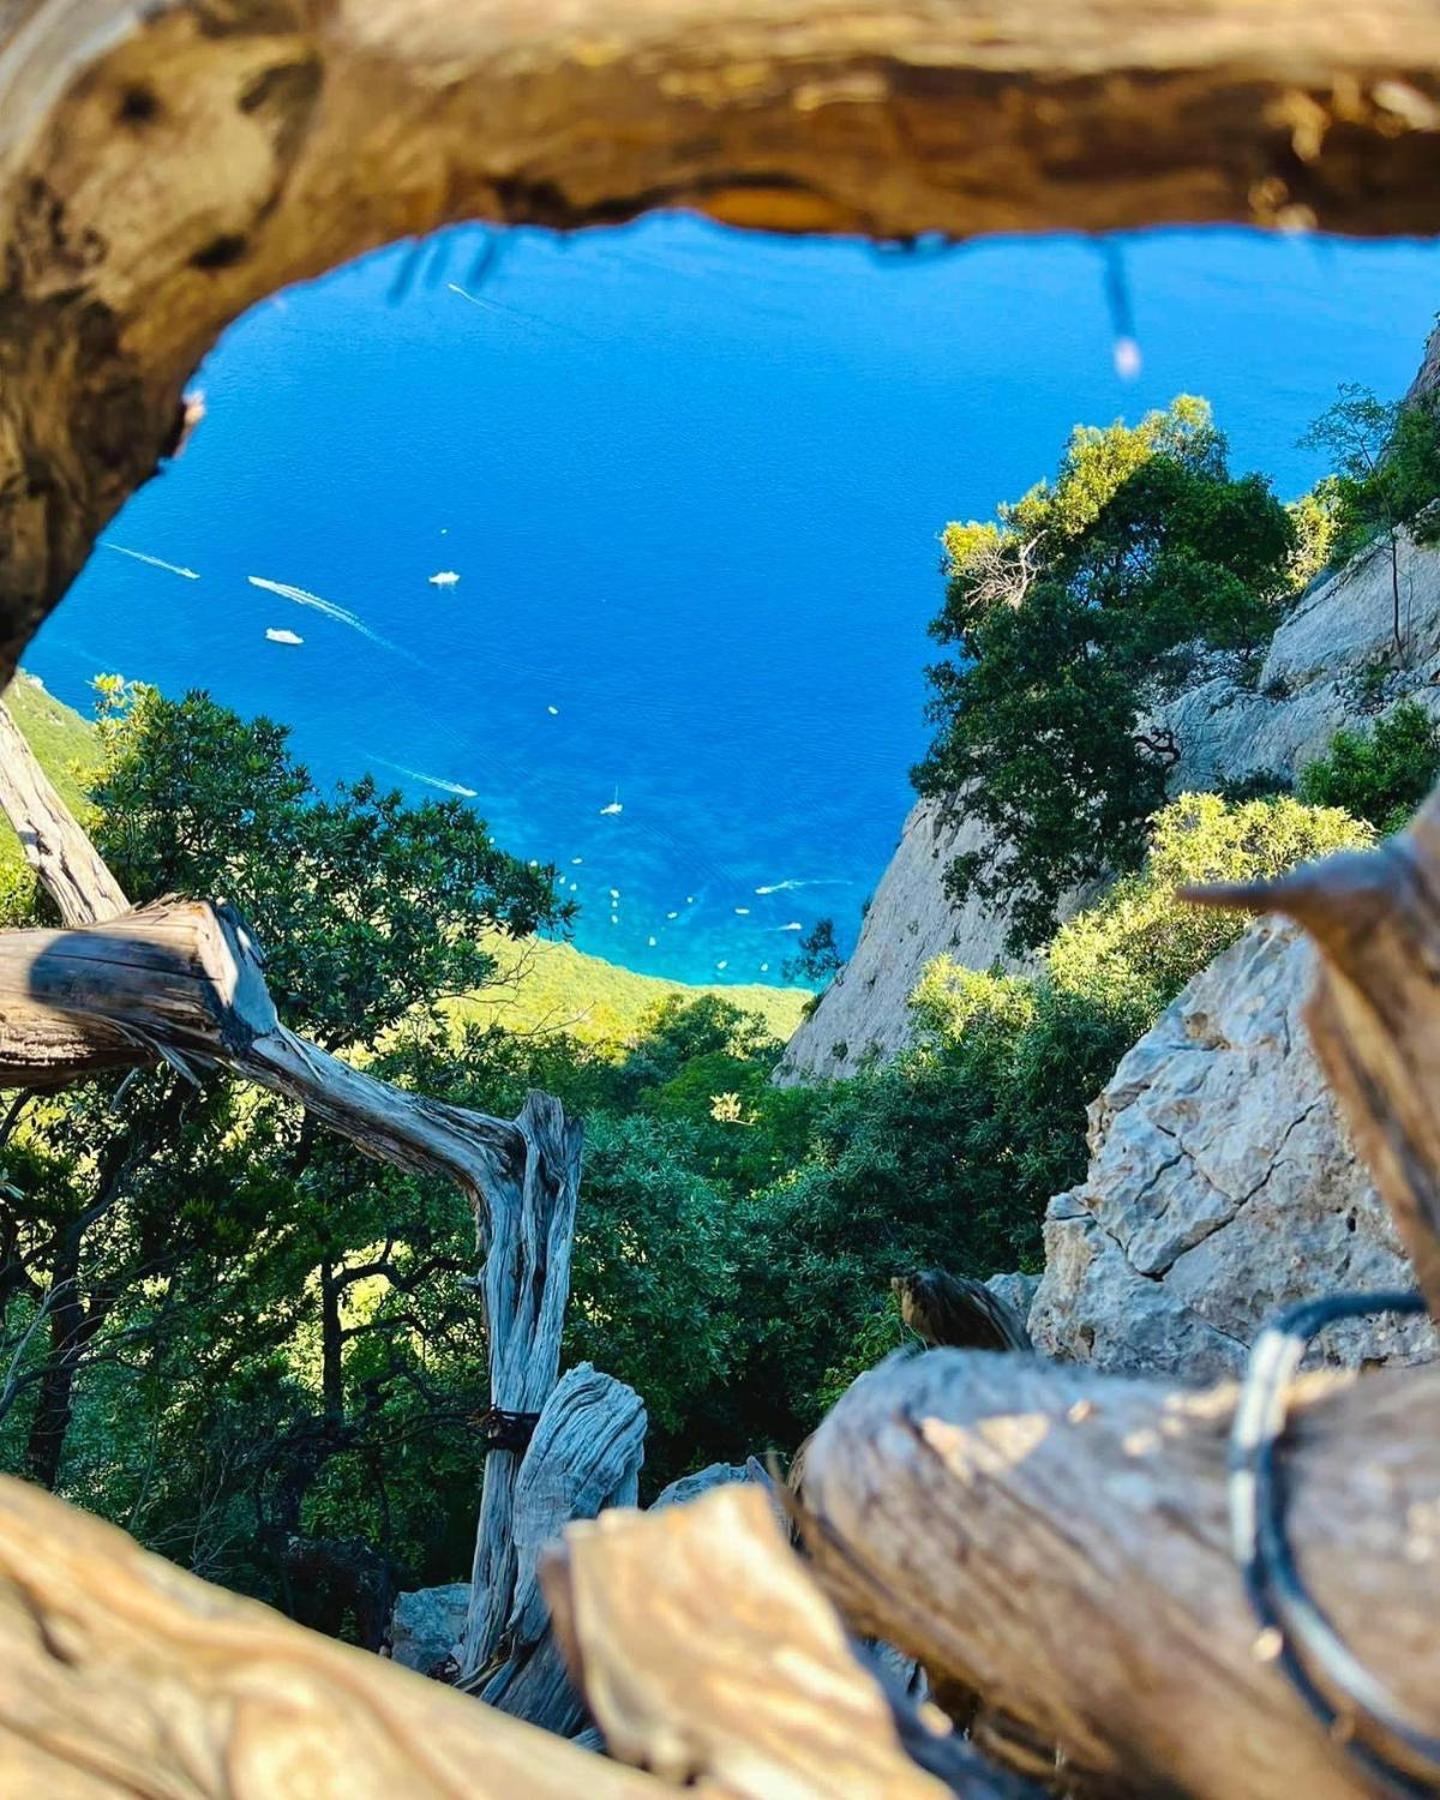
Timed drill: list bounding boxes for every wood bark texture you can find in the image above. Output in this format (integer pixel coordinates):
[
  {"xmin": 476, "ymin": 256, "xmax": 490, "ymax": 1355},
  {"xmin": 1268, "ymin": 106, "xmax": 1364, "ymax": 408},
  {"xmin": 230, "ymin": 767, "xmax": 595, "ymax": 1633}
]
[
  {"xmin": 799, "ymin": 1348, "xmax": 1440, "ymax": 1799},
  {"xmin": 6, "ymin": 1, "xmax": 1440, "ymax": 683},
  {"xmin": 474, "ymin": 1361, "xmax": 647, "ymax": 1735},
  {"xmin": 0, "ymin": 702, "xmax": 129, "ymax": 927},
  {"xmin": 0, "ymin": 1469, "xmax": 665, "ymax": 1798},
  {"xmin": 546, "ymin": 1481, "xmax": 1043, "ymax": 1798}
]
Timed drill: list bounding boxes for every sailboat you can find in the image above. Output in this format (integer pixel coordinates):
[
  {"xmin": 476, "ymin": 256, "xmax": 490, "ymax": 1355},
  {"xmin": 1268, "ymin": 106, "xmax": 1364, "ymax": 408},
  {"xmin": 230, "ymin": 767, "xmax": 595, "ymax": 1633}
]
[{"xmin": 599, "ymin": 786, "xmax": 624, "ymax": 816}]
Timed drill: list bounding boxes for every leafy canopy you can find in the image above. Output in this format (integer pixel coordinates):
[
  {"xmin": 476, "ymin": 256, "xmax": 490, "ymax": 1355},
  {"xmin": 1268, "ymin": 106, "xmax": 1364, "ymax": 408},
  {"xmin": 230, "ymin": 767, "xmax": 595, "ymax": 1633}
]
[
  {"xmin": 89, "ymin": 680, "xmax": 571, "ymax": 1048},
  {"xmin": 916, "ymin": 398, "xmax": 1298, "ymax": 950},
  {"xmin": 1296, "ymin": 699, "xmax": 1440, "ymax": 837},
  {"xmin": 1300, "ymin": 383, "xmax": 1440, "ymax": 570}
]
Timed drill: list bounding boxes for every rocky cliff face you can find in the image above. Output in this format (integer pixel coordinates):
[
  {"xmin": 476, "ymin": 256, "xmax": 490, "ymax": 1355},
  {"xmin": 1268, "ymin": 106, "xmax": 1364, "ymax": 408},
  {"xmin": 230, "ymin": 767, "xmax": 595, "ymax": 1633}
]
[
  {"xmin": 1029, "ymin": 918, "xmax": 1436, "ymax": 1377},
  {"xmin": 776, "ymin": 800, "xmax": 1017, "ymax": 1082},
  {"xmin": 779, "ymin": 532, "xmax": 1440, "ymax": 1082}
]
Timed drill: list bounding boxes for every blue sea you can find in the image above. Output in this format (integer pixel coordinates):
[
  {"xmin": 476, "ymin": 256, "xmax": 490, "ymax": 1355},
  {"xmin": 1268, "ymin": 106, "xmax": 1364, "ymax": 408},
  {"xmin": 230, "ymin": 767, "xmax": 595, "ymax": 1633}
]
[{"xmin": 28, "ymin": 219, "xmax": 1440, "ymax": 985}]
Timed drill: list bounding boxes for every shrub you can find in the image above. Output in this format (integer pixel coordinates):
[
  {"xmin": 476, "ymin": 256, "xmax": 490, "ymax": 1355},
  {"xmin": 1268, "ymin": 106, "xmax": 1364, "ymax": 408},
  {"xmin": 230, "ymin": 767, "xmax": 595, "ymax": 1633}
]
[
  {"xmin": 1296, "ymin": 701, "xmax": 1440, "ymax": 836},
  {"xmin": 1048, "ymin": 791, "xmax": 1373, "ymax": 1028}
]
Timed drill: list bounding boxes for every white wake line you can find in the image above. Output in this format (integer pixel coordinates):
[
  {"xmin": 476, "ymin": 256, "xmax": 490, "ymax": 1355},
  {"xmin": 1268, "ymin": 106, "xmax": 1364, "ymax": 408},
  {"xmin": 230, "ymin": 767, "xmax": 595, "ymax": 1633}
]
[
  {"xmin": 371, "ymin": 756, "xmax": 478, "ymax": 800},
  {"xmin": 754, "ymin": 878, "xmax": 854, "ymax": 895},
  {"xmin": 247, "ymin": 575, "xmax": 414, "ymax": 661},
  {"xmin": 102, "ymin": 542, "xmax": 199, "ymax": 580}
]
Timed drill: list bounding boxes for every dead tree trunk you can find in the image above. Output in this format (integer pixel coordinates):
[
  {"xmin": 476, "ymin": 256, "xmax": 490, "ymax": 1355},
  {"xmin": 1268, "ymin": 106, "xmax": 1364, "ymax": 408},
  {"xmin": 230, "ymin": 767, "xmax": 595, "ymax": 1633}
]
[
  {"xmin": 474, "ymin": 1362, "xmax": 647, "ymax": 1732},
  {"xmin": 0, "ymin": 1471, "xmax": 666, "ymax": 1799},
  {"xmin": 799, "ymin": 1350, "xmax": 1440, "ymax": 1799}
]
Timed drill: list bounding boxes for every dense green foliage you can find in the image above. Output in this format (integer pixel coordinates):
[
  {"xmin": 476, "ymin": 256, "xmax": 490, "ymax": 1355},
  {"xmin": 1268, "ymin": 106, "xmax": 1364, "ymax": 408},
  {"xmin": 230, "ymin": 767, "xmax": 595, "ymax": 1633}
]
[
  {"xmin": 0, "ymin": 673, "xmax": 1376, "ymax": 1643},
  {"xmin": 1301, "ymin": 385, "xmax": 1440, "ymax": 569},
  {"xmin": 915, "ymin": 398, "xmax": 1300, "ymax": 950},
  {"xmin": 90, "ymin": 682, "xmax": 570, "ymax": 1049},
  {"xmin": 1300, "ymin": 384, "xmax": 1440, "ymax": 657},
  {"xmin": 1296, "ymin": 699, "xmax": 1440, "ymax": 836}
]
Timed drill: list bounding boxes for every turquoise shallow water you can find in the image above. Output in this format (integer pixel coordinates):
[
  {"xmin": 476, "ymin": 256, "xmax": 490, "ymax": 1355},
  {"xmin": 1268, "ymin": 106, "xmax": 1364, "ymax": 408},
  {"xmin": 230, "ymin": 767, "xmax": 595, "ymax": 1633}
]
[{"xmin": 27, "ymin": 218, "xmax": 1440, "ymax": 984}]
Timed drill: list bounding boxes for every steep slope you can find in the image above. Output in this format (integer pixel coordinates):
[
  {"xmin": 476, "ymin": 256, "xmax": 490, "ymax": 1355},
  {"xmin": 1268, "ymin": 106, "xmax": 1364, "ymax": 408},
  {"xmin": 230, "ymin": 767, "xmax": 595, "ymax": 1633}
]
[
  {"xmin": 780, "ymin": 529, "xmax": 1440, "ymax": 1080},
  {"xmin": 0, "ymin": 672, "xmax": 100, "ymax": 874}
]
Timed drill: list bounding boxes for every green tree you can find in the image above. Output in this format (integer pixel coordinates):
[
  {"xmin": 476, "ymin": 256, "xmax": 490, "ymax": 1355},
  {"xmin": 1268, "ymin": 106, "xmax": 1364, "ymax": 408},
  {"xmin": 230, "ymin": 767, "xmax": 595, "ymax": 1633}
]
[
  {"xmin": 781, "ymin": 918, "xmax": 842, "ymax": 986},
  {"xmin": 916, "ymin": 399, "xmax": 1297, "ymax": 950},
  {"xmin": 90, "ymin": 681, "xmax": 570, "ymax": 1048},
  {"xmin": 1296, "ymin": 700, "xmax": 1440, "ymax": 836},
  {"xmin": 1300, "ymin": 384, "xmax": 1440, "ymax": 658},
  {"xmin": 0, "ymin": 683, "xmax": 569, "ymax": 1539}
]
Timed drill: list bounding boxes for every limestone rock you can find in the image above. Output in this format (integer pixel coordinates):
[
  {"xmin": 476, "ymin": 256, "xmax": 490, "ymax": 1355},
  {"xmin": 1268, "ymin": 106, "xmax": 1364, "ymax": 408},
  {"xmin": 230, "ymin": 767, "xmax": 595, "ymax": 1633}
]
[
  {"xmin": 390, "ymin": 1582, "xmax": 469, "ymax": 1674},
  {"xmin": 1029, "ymin": 918, "xmax": 1436, "ymax": 1379},
  {"xmin": 650, "ymin": 1462, "xmax": 754, "ymax": 1509},
  {"xmin": 776, "ymin": 799, "xmax": 1025, "ymax": 1083},
  {"xmin": 985, "ymin": 1270, "xmax": 1040, "ymax": 1326}
]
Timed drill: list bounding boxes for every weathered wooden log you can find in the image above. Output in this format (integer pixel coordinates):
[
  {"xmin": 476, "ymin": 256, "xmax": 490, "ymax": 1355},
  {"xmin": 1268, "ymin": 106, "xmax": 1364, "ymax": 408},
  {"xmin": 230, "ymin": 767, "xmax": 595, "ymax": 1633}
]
[
  {"xmin": 0, "ymin": 1471, "xmax": 665, "ymax": 1798},
  {"xmin": 474, "ymin": 1362, "xmax": 647, "ymax": 1733},
  {"xmin": 546, "ymin": 1482, "xmax": 1043, "ymax": 1798},
  {"xmin": 799, "ymin": 1348, "xmax": 1440, "ymax": 1799},
  {"xmin": 7, "ymin": 3, "xmax": 1440, "ymax": 685}
]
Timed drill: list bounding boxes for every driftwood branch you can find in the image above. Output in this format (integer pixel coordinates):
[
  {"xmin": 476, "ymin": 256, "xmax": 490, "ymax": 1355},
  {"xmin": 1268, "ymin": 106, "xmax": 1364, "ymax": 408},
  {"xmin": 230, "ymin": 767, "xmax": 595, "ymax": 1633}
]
[
  {"xmin": 546, "ymin": 1482, "xmax": 1041, "ymax": 1798},
  {"xmin": 472, "ymin": 1362, "xmax": 647, "ymax": 1732},
  {"xmin": 0, "ymin": 1472, "xmax": 665, "ymax": 1798},
  {"xmin": 0, "ymin": 704, "xmax": 128, "ymax": 927},
  {"xmin": 798, "ymin": 1349, "xmax": 1440, "ymax": 1799},
  {"xmin": 7, "ymin": 3, "xmax": 1440, "ymax": 679}
]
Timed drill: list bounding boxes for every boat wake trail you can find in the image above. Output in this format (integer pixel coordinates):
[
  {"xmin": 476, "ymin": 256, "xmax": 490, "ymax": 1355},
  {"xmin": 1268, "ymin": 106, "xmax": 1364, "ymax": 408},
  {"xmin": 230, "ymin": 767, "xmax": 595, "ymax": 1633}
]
[
  {"xmin": 247, "ymin": 575, "xmax": 415, "ymax": 661},
  {"xmin": 371, "ymin": 756, "xmax": 478, "ymax": 800},
  {"xmin": 102, "ymin": 543, "xmax": 200, "ymax": 580}
]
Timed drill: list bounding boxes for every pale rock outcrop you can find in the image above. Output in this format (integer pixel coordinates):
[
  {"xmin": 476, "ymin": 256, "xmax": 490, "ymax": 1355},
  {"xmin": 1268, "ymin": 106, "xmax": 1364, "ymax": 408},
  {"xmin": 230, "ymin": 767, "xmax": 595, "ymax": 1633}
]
[
  {"xmin": 776, "ymin": 800, "xmax": 1021, "ymax": 1082},
  {"xmin": 1029, "ymin": 918, "xmax": 1436, "ymax": 1378},
  {"xmin": 389, "ymin": 1582, "xmax": 469, "ymax": 1673},
  {"xmin": 649, "ymin": 1462, "xmax": 754, "ymax": 1509},
  {"xmin": 985, "ymin": 1270, "xmax": 1041, "ymax": 1327}
]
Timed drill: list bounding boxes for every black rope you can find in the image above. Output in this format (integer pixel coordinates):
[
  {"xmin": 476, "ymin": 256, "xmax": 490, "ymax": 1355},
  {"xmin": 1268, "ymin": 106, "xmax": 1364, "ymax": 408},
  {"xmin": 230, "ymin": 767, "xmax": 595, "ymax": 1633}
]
[
  {"xmin": 471, "ymin": 1406, "xmax": 541, "ymax": 1454},
  {"xmin": 1228, "ymin": 1288, "xmax": 1439, "ymax": 1796}
]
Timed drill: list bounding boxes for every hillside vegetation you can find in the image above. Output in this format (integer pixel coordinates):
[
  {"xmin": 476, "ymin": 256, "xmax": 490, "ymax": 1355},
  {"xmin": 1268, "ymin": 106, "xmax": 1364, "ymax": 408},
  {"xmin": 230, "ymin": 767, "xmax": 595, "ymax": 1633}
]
[
  {"xmin": 3, "ymin": 372, "xmax": 1437, "ymax": 1646},
  {"xmin": 454, "ymin": 935, "xmax": 807, "ymax": 1044}
]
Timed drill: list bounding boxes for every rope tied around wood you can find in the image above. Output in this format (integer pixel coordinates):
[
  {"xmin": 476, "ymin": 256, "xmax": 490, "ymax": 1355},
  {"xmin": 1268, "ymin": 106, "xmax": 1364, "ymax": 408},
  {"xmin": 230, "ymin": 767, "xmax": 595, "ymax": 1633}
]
[
  {"xmin": 472, "ymin": 1405, "xmax": 542, "ymax": 1453},
  {"xmin": 1229, "ymin": 1288, "xmax": 1440, "ymax": 1798}
]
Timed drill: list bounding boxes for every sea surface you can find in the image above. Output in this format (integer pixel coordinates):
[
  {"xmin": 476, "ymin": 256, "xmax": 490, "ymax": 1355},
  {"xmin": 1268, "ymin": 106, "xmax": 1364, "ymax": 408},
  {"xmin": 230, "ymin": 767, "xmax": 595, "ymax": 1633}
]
[{"xmin": 28, "ymin": 219, "xmax": 1440, "ymax": 985}]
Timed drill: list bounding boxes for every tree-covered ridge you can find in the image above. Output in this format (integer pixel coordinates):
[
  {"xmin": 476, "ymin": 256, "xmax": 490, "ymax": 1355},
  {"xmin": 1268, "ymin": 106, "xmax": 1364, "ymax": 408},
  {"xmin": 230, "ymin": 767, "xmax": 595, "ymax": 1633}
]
[{"xmin": 912, "ymin": 381, "xmax": 1440, "ymax": 960}]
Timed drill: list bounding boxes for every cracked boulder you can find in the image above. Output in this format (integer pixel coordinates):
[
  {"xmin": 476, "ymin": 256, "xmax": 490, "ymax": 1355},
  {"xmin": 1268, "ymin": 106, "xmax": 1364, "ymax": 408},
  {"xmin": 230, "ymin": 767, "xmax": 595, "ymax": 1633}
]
[{"xmin": 1030, "ymin": 918, "xmax": 1437, "ymax": 1380}]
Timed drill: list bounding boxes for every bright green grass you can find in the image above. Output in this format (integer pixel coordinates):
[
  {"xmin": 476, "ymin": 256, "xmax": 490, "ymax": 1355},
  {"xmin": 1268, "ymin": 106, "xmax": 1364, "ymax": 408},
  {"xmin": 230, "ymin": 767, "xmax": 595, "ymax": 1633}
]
[
  {"xmin": 2, "ymin": 677, "xmax": 807, "ymax": 1042},
  {"xmin": 450, "ymin": 933, "xmax": 809, "ymax": 1045},
  {"xmin": 0, "ymin": 674, "xmax": 102, "ymax": 872}
]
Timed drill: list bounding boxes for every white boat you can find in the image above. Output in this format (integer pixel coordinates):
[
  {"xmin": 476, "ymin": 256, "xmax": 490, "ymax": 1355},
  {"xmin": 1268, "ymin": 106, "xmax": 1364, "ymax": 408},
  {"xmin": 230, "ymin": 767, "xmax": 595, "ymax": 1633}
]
[
  {"xmin": 428, "ymin": 570, "xmax": 460, "ymax": 587},
  {"xmin": 600, "ymin": 786, "xmax": 624, "ymax": 816}
]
